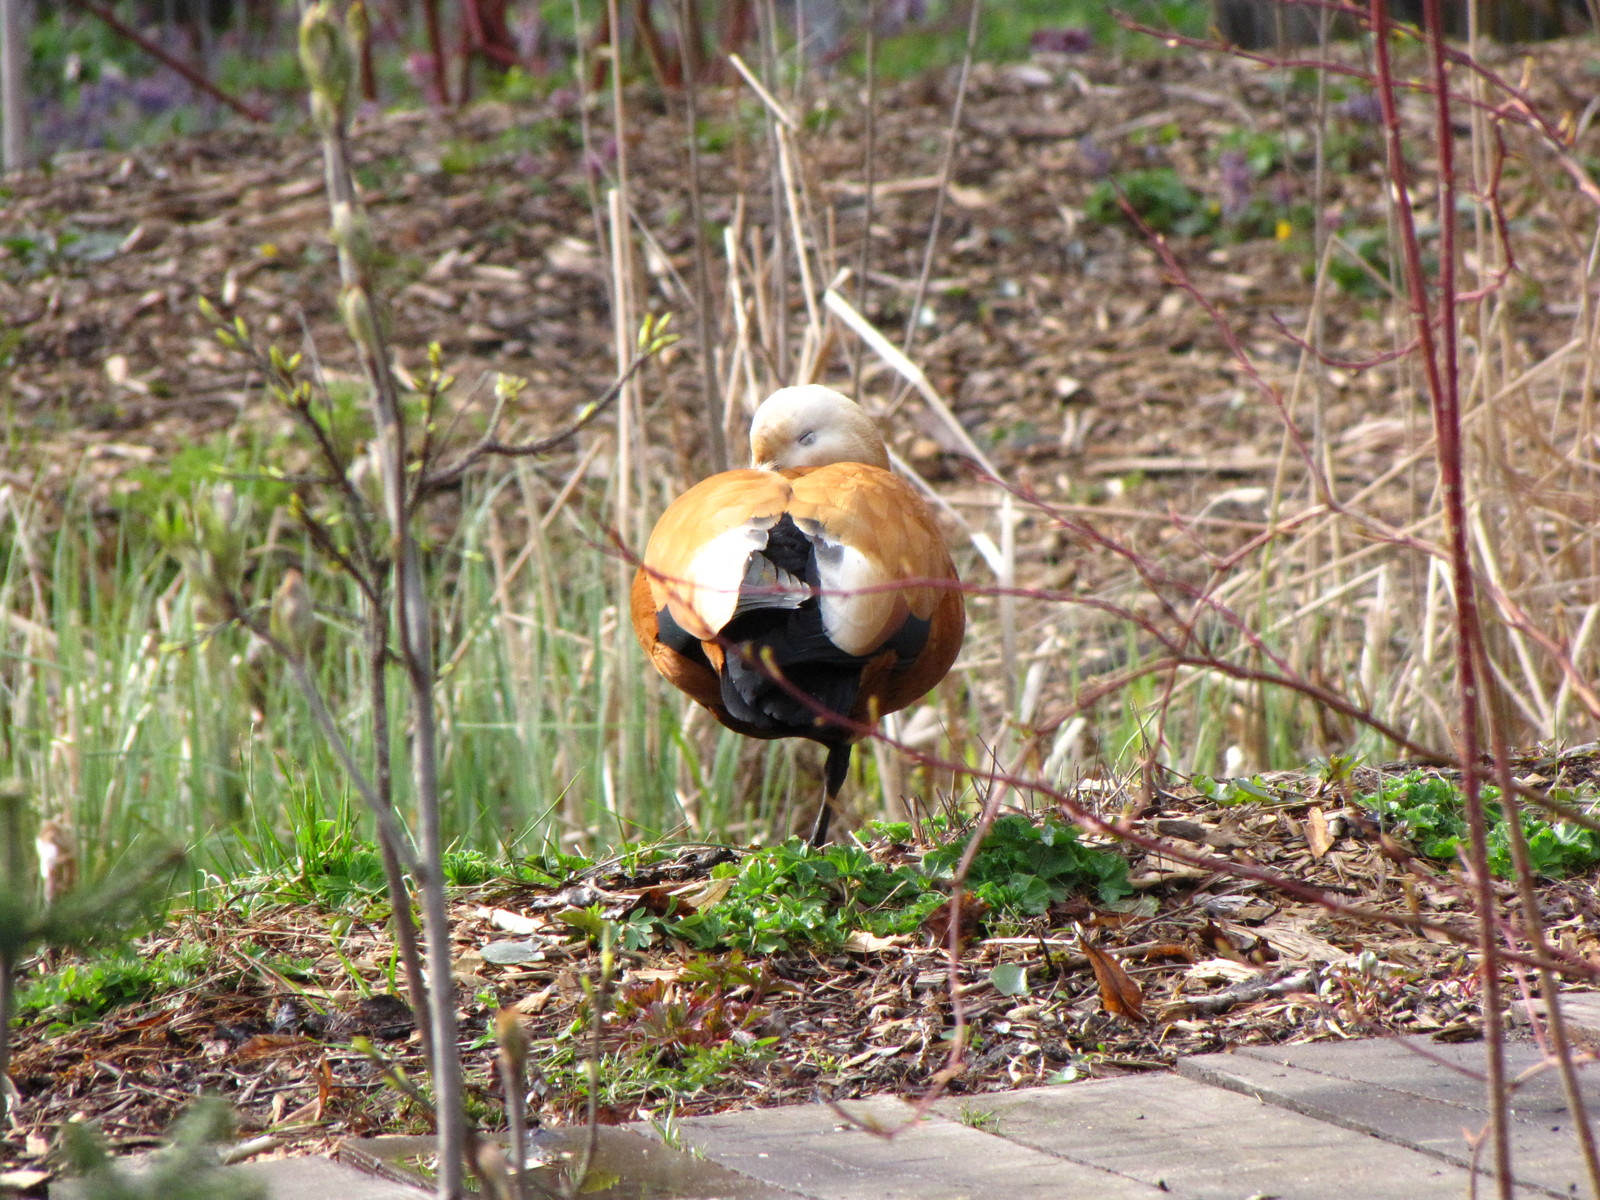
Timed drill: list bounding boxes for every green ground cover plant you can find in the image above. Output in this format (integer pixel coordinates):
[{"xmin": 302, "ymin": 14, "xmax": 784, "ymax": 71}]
[
  {"xmin": 1085, "ymin": 166, "xmax": 1218, "ymax": 238},
  {"xmin": 609, "ymin": 818, "xmax": 1130, "ymax": 954},
  {"xmin": 16, "ymin": 942, "xmax": 216, "ymax": 1028},
  {"xmin": 1357, "ymin": 771, "xmax": 1600, "ymax": 880},
  {"xmin": 921, "ymin": 814, "xmax": 1132, "ymax": 913}
]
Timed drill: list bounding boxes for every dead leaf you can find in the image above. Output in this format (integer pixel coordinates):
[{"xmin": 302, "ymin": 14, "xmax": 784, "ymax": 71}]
[
  {"xmin": 627, "ymin": 966, "xmax": 685, "ymax": 983},
  {"xmin": 514, "ymin": 984, "xmax": 555, "ymax": 1015},
  {"xmin": 235, "ymin": 1034, "xmax": 316, "ymax": 1061},
  {"xmin": 1153, "ymin": 818, "xmax": 1208, "ymax": 842},
  {"xmin": 675, "ymin": 876, "xmax": 734, "ymax": 910},
  {"xmin": 314, "ymin": 1056, "xmax": 334, "ymax": 1119},
  {"xmin": 1201, "ymin": 894, "xmax": 1277, "ymax": 922},
  {"xmin": 923, "ymin": 891, "xmax": 989, "ymax": 947},
  {"xmin": 1081, "ymin": 939, "xmax": 1145, "ymax": 1022},
  {"xmin": 1253, "ymin": 926, "xmax": 1349, "ymax": 963},
  {"xmin": 1135, "ymin": 941, "xmax": 1197, "ymax": 963},
  {"xmin": 843, "ymin": 930, "xmax": 911, "ymax": 954},
  {"xmin": 1305, "ymin": 805, "xmax": 1335, "ymax": 858}
]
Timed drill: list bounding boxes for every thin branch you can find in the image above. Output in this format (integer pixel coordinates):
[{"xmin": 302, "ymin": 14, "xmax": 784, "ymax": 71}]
[
  {"xmin": 419, "ymin": 348, "xmax": 656, "ymax": 496},
  {"xmin": 64, "ymin": 0, "xmax": 270, "ymax": 122},
  {"xmin": 1377, "ymin": 2, "xmax": 1504, "ymax": 1184}
]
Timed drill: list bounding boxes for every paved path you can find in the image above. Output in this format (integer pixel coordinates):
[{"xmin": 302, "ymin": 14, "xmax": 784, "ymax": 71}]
[{"xmin": 51, "ymin": 995, "xmax": 1600, "ymax": 1199}]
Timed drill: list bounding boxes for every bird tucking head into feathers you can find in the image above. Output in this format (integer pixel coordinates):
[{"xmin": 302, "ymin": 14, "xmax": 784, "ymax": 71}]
[{"xmin": 631, "ymin": 385, "xmax": 964, "ymax": 845}]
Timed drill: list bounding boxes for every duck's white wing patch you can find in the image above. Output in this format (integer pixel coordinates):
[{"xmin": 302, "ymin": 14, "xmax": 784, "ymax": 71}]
[
  {"xmin": 811, "ymin": 533, "xmax": 896, "ymax": 658},
  {"xmin": 668, "ymin": 518, "xmax": 776, "ymax": 638}
]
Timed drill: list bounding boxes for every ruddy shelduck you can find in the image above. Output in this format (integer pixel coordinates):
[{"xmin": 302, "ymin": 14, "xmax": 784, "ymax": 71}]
[{"xmin": 631, "ymin": 385, "xmax": 965, "ymax": 844}]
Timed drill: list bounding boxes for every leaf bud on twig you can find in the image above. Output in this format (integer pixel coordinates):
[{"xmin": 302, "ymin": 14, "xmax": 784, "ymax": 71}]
[
  {"xmin": 331, "ymin": 200, "xmax": 376, "ymax": 275},
  {"xmin": 339, "ymin": 285, "xmax": 383, "ymax": 354},
  {"xmin": 494, "ymin": 1007, "xmax": 530, "ymax": 1072},
  {"xmin": 299, "ymin": 3, "xmax": 353, "ymax": 128}
]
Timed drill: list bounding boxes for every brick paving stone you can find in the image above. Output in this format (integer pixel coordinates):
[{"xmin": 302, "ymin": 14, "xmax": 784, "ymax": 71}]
[
  {"xmin": 669, "ymin": 1094, "xmax": 1170, "ymax": 1200},
  {"xmin": 51, "ymin": 1153, "xmax": 431, "ymax": 1200},
  {"xmin": 49, "ymin": 1006, "xmax": 1600, "ymax": 1200},
  {"xmin": 1535, "ymin": 993, "xmax": 1600, "ymax": 1051},
  {"xmin": 933, "ymin": 1070, "xmax": 1489, "ymax": 1199},
  {"xmin": 1180, "ymin": 1033, "xmax": 1600, "ymax": 1198},
  {"xmin": 341, "ymin": 1129, "xmax": 801, "ymax": 1199}
]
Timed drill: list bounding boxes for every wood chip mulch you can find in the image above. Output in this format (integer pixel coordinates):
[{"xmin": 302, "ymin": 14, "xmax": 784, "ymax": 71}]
[
  {"xmin": 7, "ymin": 31, "xmax": 1600, "ymax": 1191},
  {"xmin": 8, "ymin": 759, "xmax": 1600, "ymax": 1183}
]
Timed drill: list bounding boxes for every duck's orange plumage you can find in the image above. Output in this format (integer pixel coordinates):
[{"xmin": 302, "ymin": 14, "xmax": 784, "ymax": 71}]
[{"xmin": 631, "ymin": 385, "xmax": 964, "ymax": 844}]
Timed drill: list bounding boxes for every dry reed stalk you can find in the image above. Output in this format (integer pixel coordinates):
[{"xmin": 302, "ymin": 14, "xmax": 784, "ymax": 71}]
[
  {"xmin": 673, "ymin": 0, "xmax": 728, "ymax": 472},
  {"xmin": 893, "ymin": 0, "xmax": 981, "ymax": 379},
  {"xmin": 598, "ymin": 0, "xmax": 644, "ymax": 838}
]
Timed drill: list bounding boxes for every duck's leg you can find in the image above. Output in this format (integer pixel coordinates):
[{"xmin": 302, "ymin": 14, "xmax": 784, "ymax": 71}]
[{"xmin": 810, "ymin": 744, "xmax": 853, "ymax": 846}]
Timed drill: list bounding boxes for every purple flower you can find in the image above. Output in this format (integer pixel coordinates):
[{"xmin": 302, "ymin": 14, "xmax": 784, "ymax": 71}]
[
  {"xmin": 1340, "ymin": 91, "xmax": 1383, "ymax": 125},
  {"xmin": 1218, "ymin": 148, "xmax": 1253, "ymax": 218},
  {"xmin": 1078, "ymin": 136, "xmax": 1112, "ymax": 179}
]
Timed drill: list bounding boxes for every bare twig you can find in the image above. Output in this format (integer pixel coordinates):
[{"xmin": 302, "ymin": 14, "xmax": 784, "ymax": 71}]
[
  {"xmin": 419, "ymin": 347, "xmax": 657, "ymax": 496},
  {"xmin": 64, "ymin": 0, "xmax": 270, "ymax": 122},
  {"xmin": 300, "ymin": 7, "xmax": 465, "ymax": 1193},
  {"xmin": 1371, "ymin": 5, "xmax": 1509, "ymax": 1189}
]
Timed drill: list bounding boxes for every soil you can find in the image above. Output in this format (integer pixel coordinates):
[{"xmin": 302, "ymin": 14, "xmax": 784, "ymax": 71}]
[
  {"xmin": 7, "ymin": 38, "xmax": 1590, "ymax": 523},
  {"xmin": 5, "ymin": 32, "xmax": 1600, "ymax": 1188}
]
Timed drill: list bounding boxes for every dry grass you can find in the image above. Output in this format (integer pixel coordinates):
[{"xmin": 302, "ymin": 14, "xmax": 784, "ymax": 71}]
[
  {"xmin": 583, "ymin": 22, "xmax": 1600, "ymax": 840},
  {"xmin": 4, "ymin": 16, "xmax": 1600, "ymax": 853}
]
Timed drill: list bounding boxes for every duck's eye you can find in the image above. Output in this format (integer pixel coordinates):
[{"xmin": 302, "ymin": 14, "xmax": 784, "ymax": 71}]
[{"xmin": 797, "ymin": 431, "xmax": 817, "ymax": 446}]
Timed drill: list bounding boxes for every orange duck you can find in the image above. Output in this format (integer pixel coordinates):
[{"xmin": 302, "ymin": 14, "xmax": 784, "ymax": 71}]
[{"xmin": 631, "ymin": 385, "xmax": 965, "ymax": 844}]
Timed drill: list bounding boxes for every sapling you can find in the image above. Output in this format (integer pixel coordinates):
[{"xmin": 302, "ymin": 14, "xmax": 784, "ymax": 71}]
[{"xmin": 159, "ymin": 7, "xmax": 675, "ymax": 1196}]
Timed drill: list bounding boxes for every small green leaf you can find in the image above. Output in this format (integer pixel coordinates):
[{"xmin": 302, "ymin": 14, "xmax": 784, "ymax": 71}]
[{"xmin": 990, "ymin": 962, "xmax": 1029, "ymax": 997}]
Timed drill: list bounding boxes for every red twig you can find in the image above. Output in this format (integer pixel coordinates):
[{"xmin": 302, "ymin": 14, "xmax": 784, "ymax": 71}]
[
  {"xmin": 418, "ymin": 0, "xmax": 450, "ymax": 105},
  {"xmin": 1122, "ymin": 7, "xmax": 1600, "ymax": 212},
  {"xmin": 1268, "ymin": 314, "xmax": 1419, "ymax": 371},
  {"xmin": 64, "ymin": 0, "xmax": 269, "ymax": 123},
  {"xmin": 1372, "ymin": 1, "xmax": 1511, "ymax": 1192}
]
